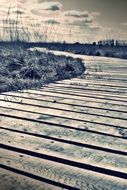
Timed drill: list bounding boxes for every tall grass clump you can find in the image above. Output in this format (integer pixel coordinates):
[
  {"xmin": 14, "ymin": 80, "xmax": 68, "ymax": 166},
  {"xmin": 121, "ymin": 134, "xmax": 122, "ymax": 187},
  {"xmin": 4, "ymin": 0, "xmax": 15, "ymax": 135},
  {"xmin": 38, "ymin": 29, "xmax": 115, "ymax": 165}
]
[{"xmin": 0, "ymin": 47, "xmax": 85, "ymax": 93}]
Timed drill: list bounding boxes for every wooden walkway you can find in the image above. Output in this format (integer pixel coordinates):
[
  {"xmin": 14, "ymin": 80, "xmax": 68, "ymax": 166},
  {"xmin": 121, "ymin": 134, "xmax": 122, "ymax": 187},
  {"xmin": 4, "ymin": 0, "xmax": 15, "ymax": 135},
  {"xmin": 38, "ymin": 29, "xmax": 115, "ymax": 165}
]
[{"xmin": 0, "ymin": 55, "xmax": 127, "ymax": 190}]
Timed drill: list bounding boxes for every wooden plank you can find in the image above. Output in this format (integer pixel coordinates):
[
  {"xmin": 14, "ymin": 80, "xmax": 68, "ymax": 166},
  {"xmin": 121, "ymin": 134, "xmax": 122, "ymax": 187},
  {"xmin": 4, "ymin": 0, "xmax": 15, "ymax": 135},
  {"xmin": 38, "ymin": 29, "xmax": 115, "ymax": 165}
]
[
  {"xmin": 37, "ymin": 87, "xmax": 127, "ymax": 99},
  {"xmin": 0, "ymin": 115, "xmax": 126, "ymax": 140},
  {"xmin": 2, "ymin": 92, "xmax": 127, "ymax": 112},
  {"xmin": 1, "ymin": 109, "xmax": 127, "ymax": 142},
  {"xmin": 1, "ymin": 114, "xmax": 127, "ymax": 145},
  {"xmin": 0, "ymin": 101, "xmax": 127, "ymax": 128},
  {"xmin": 0, "ymin": 168, "xmax": 61, "ymax": 190},
  {"xmin": 84, "ymin": 76, "xmax": 127, "ymax": 82},
  {"xmin": 0, "ymin": 129, "xmax": 127, "ymax": 174},
  {"xmin": 68, "ymin": 77, "xmax": 127, "ymax": 84},
  {"xmin": 86, "ymin": 71, "xmax": 127, "ymax": 77},
  {"xmin": 0, "ymin": 119, "xmax": 127, "ymax": 153},
  {"xmin": 80, "ymin": 77, "xmax": 127, "ymax": 84},
  {"xmin": 62, "ymin": 79, "xmax": 127, "ymax": 88},
  {"xmin": 53, "ymin": 81, "xmax": 127, "ymax": 91},
  {"xmin": 0, "ymin": 94, "xmax": 127, "ymax": 119},
  {"xmin": 40, "ymin": 86, "xmax": 127, "ymax": 99},
  {"xmin": 2, "ymin": 106, "xmax": 126, "ymax": 138},
  {"xmin": 50, "ymin": 81, "xmax": 127, "ymax": 91},
  {"xmin": 1, "ymin": 149, "xmax": 127, "ymax": 190},
  {"xmin": 46, "ymin": 83, "xmax": 127, "ymax": 94},
  {"xmin": 24, "ymin": 89, "xmax": 127, "ymax": 106},
  {"xmin": 83, "ymin": 68, "xmax": 127, "ymax": 74}
]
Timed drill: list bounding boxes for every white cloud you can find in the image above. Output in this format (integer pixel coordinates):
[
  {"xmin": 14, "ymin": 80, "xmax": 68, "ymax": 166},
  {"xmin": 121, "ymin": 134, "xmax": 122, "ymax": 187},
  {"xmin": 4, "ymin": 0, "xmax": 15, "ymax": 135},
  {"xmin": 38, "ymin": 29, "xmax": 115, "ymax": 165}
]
[
  {"xmin": 62, "ymin": 9, "xmax": 100, "ymax": 36},
  {"xmin": 121, "ymin": 22, "xmax": 127, "ymax": 27},
  {"xmin": 63, "ymin": 10, "xmax": 90, "ymax": 18},
  {"xmin": 63, "ymin": 10, "xmax": 94, "ymax": 24}
]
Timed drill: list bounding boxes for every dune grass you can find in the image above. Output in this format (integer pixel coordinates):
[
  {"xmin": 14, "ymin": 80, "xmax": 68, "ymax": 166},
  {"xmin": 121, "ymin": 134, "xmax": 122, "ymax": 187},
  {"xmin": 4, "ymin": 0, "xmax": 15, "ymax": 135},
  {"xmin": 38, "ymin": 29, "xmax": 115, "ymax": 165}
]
[{"xmin": 0, "ymin": 46, "xmax": 85, "ymax": 93}]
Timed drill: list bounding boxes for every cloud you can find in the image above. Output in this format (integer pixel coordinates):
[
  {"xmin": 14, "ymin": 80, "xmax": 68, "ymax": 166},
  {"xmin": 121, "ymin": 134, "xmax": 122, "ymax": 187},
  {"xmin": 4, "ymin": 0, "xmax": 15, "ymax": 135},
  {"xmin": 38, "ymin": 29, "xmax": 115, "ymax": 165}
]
[
  {"xmin": 30, "ymin": 1, "xmax": 63, "ymax": 18},
  {"xmin": 65, "ymin": 18, "xmax": 93, "ymax": 27},
  {"xmin": 121, "ymin": 22, "xmax": 127, "ymax": 27},
  {"xmin": 39, "ymin": 1, "xmax": 62, "ymax": 11},
  {"xmin": 63, "ymin": 10, "xmax": 90, "ymax": 18},
  {"xmin": 62, "ymin": 9, "xmax": 100, "ymax": 33},
  {"xmin": 31, "ymin": 1, "xmax": 62, "ymax": 15},
  {"xmin": 62, "ymin": 9, "xmax": 99, "ymax": 28}
]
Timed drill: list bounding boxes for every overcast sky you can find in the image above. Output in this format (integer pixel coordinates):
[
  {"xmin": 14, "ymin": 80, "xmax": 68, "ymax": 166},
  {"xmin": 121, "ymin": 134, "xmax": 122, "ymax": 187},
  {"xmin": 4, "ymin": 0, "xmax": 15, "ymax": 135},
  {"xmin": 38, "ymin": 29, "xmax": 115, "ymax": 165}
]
[
  {"xmin": 59, "ymin": 0, "xmax": 127, "ymax": 28},
  {"xmin": 0, "ymin": 0, "xmax": 127, "ymax": 42}
]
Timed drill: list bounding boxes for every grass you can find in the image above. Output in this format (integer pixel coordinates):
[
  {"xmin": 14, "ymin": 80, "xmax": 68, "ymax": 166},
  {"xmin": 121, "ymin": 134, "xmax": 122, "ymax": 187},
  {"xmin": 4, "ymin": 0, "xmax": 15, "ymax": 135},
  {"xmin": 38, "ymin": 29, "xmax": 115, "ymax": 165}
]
[{"xmin": 0, "ymin": 45, "xmax": 85, "ymax": 93}]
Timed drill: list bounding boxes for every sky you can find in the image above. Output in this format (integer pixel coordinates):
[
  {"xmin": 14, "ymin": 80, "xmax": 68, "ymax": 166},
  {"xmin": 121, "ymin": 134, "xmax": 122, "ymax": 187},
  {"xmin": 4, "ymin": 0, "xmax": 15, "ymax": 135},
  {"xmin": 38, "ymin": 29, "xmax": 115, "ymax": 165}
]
[{"xmin": 0, "ymin": 0, "xmax": 127, "ymax": 43}]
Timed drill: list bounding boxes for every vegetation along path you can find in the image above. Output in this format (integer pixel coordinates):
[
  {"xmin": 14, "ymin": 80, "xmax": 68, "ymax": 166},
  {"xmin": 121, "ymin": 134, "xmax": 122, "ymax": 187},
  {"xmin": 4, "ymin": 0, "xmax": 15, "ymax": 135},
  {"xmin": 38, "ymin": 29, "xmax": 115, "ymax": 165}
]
[{"xmin": 0, "ymin": 51, "xmax": 127, "ymax": 190}]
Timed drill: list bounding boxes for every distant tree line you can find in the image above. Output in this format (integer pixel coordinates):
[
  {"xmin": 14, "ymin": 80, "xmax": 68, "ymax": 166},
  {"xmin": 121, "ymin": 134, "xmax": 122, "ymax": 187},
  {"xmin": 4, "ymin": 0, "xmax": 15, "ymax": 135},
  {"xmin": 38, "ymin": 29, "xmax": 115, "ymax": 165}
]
[{"xmin": 96, "ymin": 39, "xmax": 127, "ymax": 47}]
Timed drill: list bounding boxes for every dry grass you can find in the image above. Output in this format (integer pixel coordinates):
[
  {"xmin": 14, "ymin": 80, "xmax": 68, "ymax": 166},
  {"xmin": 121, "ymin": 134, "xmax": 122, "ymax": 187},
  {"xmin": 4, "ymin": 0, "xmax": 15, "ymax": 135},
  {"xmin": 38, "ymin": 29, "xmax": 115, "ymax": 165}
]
[{"xmin": 0, "ymin": 46, "xmax": 85, "ymax": 93}]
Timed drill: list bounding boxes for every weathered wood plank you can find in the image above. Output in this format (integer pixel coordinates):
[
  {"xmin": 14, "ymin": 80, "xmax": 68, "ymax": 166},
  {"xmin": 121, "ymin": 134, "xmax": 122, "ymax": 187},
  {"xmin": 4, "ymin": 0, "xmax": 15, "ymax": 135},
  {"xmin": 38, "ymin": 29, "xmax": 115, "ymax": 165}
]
[
  {"xmin": 1, "ymin": 94, "xmax": 127, "ymax": 119},
  {"xmin": 0, "ymin": 100, "xmax": 127, "ymax": 128},
  {"xmin": 44, "ymin": 86, "xmax": 127, "ymax": 98},
  {"xmin": 86, "ymin": 71, "xmax": 127, "ymax": 77},
  {"xmin": 23, "ymin": 89, "xmax": 127, "ymax": 106},
  {"xmin": 30, "ymin": 87, "xmax": 127, "ymax": 100},
  {"xmin": 48, "ymin": 83, "xmax": 127, "ymax": 94},
  {"xmin": 2, "ymin": 92, "xmax": 127, "ymax": 112},
  {"xmin": 0, "ymin": 115, "xmax": 126, "ymax": 140},
  {"xmin": 0, "ymin": 108, "xmax": 127, "ymax": 142},
  {"xmin": 61, "ymin": 79, "xmax": 127, "ymax": 88},
  {"xmin": 1, "ymin": 108, "xmax": 127, "ymax": 151},
  {"xmin": 1, "ymin": 113, "xmax": 127, "ymax": 146},
  {"xmin": 1, "ymin": 129, "xmax": 127, "ymax": 173},
  {"xmin": 1, "ymin": 149, "xmax": 127, "ymax": 190},
  {"xmin": 0, "ymin": 168, "xmax": 61, "ymax": 190},
  {"xmin": 46, "ymin": 83, "xmax": 127, "ymax": 94}
]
